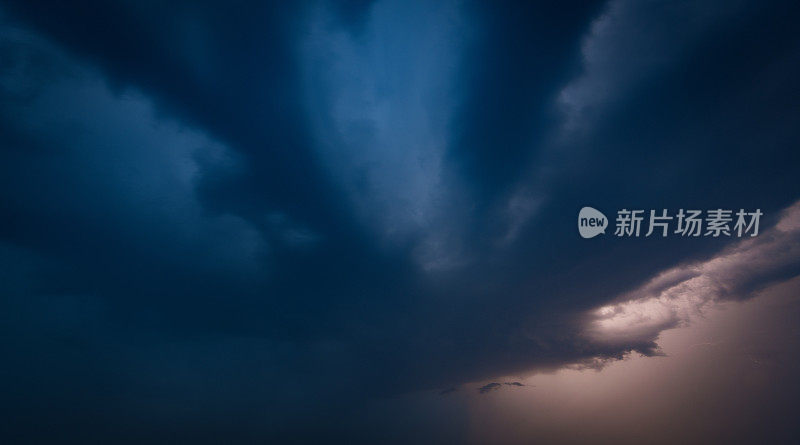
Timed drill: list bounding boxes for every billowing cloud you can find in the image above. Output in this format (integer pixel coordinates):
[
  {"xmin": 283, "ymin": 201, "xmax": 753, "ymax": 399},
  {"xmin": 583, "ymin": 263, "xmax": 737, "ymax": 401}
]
[
  {"xmin": 1, "ymin": 0, "xmax": 800, "ymax": 442},
  {"xmin": 583, "ymin": 201, "xmax": 800, "ymax": 353}
]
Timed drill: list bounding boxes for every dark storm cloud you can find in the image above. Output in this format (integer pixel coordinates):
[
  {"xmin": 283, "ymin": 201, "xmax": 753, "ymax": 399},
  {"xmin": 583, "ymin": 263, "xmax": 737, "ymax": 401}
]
[
  {"xmin": 2, "ymin": 0, "xmax": 800, "ymax": 442},
  {"xmin": 447, "ymin": 0, "xmax": 604, "ymax": 198}
]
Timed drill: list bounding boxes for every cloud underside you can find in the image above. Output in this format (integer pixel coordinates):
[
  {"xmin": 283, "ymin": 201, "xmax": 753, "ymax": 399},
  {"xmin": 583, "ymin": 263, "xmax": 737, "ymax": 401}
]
[
  {"xmin": 1, "ymin": 0, "xmax": 800, "ymax": 441},
  {"xmin": 582, "ymin": 201, "xmax": 800, "ymax": 359}
]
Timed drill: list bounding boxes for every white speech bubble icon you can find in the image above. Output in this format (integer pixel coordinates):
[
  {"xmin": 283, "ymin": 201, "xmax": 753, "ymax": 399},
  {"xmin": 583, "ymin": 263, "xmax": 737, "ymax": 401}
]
[{"xmin": 578, "ymin": 206, "xmax": 608, "ymax": 238}]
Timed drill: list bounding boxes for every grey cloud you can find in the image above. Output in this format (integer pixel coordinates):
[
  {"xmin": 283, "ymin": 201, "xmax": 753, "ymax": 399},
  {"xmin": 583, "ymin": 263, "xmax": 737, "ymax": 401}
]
[{"xmin": 582, "ymin": 201, "xmax": 800, "ymax": 355}]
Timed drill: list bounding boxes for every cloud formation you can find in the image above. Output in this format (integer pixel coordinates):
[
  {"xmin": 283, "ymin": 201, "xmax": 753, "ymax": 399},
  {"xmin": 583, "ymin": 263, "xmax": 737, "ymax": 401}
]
[
  {"xmin": 1, "ymin": 0, "xmax": 800, "ymax": 442},
  {"xmin": 584, "ymin": 201, "xmax": 800, "ymax": 354}
]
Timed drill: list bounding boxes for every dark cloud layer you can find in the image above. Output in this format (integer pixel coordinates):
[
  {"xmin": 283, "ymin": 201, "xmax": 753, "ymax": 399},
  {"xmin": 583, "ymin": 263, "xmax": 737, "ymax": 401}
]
[{"xmin": 1, "ymin": 0, "xmax": 800, "ymax": 443}]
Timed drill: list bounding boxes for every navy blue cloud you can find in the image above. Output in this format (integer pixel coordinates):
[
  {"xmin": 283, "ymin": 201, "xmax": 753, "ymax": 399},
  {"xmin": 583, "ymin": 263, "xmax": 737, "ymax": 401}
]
[{"xmin": 1, "ymin": 0, "xmax": 800, "ymax": 442}]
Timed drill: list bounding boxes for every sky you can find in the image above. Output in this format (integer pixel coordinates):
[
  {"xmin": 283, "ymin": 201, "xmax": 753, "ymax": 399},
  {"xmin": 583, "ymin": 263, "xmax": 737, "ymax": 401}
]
[{"xmin": 1, "ymin": 0, "xmax": 799, "ymax": 443}]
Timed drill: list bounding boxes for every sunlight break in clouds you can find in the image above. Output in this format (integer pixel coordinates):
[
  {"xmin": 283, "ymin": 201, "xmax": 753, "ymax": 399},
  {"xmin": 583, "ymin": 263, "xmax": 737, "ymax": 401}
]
[{"xmin": 584, "ymin": 201, "xmax": 800, "ymax": 350}]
